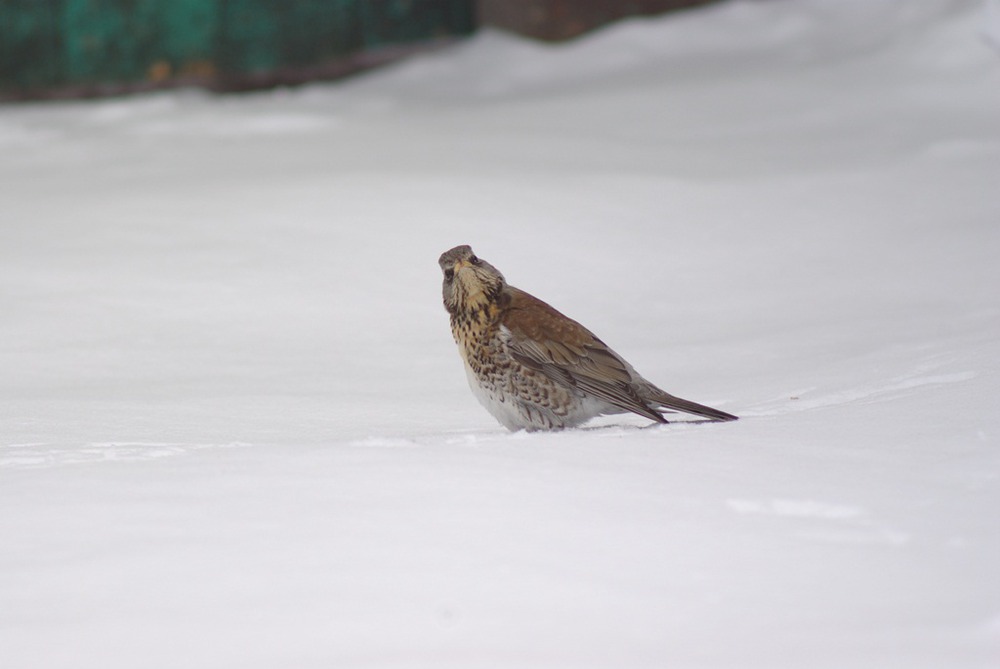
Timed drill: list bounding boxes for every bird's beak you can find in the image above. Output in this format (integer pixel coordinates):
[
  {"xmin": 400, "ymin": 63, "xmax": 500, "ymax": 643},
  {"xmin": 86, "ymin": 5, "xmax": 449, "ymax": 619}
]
[{"xmin": 453, "ymin": 259, "xmax": 471, "ymax": 271}]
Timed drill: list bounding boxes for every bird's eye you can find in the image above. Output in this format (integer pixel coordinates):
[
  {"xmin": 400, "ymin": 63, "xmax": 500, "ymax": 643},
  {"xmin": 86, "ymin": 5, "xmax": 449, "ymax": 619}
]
[
  {"xmin": 470, "ymin": 255, "xmax": 481, "ymax": 265},
  {"xmin": 444, "ymin": 268, "xmax": 454, "ymax": 281}
]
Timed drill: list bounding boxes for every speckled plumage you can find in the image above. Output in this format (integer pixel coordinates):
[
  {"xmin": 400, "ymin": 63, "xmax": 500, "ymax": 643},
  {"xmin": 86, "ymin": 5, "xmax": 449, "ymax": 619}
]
[{"xmin": 439, "ymin": 245, "xmax": 738, "ymax": 431}]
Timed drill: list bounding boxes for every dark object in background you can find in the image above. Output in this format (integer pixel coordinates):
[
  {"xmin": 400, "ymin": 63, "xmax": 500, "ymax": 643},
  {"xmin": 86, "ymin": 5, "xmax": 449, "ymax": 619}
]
[
  {"xmin": 477, "ymin": 0, "xmax": 724, "ymax": 41},
  {"xmin": 0, "ymin": 0, "xmax": 724, "ymax": 101},
  {"xmin": 0, "ymin": 0, "xmax": 475, "ymax": 101}
]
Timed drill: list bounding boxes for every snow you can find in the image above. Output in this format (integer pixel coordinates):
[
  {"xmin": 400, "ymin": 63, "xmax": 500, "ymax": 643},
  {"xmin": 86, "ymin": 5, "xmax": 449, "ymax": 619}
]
[
  {"xmin": 987, "ymin": 0, "xmax": 1000, "ymax": 48},
  {"xmin": 2, "ymin": 0, "xmax": 999, "ymax": 666}
]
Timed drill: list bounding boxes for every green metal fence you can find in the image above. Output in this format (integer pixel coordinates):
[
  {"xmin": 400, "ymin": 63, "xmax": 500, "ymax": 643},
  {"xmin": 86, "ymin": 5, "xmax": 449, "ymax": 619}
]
[{"xmin": 0, "ymin": 0, "xmax": 475, "ymax": 99}]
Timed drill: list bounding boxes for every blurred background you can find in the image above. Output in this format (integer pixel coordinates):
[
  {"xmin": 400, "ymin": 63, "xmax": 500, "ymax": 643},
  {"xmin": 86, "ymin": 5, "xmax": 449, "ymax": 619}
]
[{"xmin": 1, "ymin": 0, "xmax": 726, "ymax": 101}]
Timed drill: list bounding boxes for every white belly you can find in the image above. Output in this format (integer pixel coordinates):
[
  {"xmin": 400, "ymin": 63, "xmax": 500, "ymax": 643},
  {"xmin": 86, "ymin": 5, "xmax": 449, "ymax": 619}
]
[{"xmin": 463, "ymin": 361, "xmax": 613, "ymax": 431}]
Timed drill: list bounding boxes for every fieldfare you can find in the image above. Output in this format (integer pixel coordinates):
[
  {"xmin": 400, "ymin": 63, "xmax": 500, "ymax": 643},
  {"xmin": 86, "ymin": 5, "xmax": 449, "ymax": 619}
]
[{"xmin": 439, "ymin": 244, "xmax": 737, "ymax": 431}]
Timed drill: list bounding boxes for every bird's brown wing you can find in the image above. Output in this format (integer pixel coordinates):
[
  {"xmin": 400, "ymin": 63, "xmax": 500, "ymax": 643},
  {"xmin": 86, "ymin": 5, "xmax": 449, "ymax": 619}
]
[{"xmin": 501, "ymin": 287, "xmax": 666, "ymax": 423}]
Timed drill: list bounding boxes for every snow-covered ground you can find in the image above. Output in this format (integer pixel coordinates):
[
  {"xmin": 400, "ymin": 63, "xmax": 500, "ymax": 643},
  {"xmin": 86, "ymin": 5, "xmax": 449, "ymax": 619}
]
[{"xmin": 2, "ymin": 1, "xmax": 999, "ymax": 667}]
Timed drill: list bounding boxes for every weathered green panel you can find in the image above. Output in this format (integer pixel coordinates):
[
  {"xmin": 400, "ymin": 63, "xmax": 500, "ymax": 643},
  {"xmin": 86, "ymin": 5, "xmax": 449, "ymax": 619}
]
[
  {"xmin": 160, "ymin": 0, "xmax": 217, "ymax": 61},
  {"xmin": 214, "ymin": 0, "xmax": 363, "ymax": 73},
  {"xmin": 61, "ymin": 0, "xmax": 149, "ymax": 81},
  {"xmin": 0, "ymin": 0, "xmax": 475, "ymax": 99},
  {"xmin": 362, "ymin": 0, "xmax": 475, "ymax": 47},
  {"xmin": 214, "ymin": 0, "xmax": 281, "ymax": 72},
  {"xmin": 0, "ymin": 0, "xmax": 60, "ymax": 89}
]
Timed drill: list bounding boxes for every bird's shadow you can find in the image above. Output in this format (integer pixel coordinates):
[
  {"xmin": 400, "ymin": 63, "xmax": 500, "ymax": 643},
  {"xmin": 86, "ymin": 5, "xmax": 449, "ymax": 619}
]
[{"xmin": 575, "ymin": 418, "xmax": 721, "ymax": 433}]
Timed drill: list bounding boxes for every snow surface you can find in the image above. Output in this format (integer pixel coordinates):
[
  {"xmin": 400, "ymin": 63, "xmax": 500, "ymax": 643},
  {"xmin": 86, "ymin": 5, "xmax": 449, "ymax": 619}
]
[{"xmin": 2, "ymin": 1, "xmax": 999, "ymax": 667}]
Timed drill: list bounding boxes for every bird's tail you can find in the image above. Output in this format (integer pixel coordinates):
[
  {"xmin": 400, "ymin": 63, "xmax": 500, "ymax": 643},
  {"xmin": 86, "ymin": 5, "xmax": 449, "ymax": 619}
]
[{"xmin": 646, "ymin": 388, "xmax": 738, "ymax": 422}]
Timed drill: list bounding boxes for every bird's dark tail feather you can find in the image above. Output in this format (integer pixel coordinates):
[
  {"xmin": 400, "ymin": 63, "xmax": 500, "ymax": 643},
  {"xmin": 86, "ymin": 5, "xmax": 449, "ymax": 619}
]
[{"xmin": 651, "ymin": 392, "xmax": 738, "ymax": 422}]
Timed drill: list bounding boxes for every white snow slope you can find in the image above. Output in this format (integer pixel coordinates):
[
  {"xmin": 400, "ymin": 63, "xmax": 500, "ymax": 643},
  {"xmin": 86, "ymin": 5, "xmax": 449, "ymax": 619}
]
[{"xmin": 2, "ymin": 1, "xmax": 999, "ymax": 667}]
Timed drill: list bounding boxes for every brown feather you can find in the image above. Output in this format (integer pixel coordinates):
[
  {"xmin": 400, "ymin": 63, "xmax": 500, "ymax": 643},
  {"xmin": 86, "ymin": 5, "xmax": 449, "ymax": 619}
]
[{"xmin": 501, "ymin": 287, "xmax": 667, "ymax": 423}]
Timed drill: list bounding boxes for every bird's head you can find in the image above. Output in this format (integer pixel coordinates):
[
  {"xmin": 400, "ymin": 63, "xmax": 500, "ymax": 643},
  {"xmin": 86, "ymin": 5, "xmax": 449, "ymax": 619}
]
[{"xmin": 439, "ymin": 245, "xmax": 506, "ymax": 315}]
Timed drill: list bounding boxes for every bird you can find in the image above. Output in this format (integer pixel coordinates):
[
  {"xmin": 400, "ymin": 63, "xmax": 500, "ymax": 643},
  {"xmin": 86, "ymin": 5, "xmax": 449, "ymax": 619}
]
[{"xmin": 439, "ymin": 244, "xmax": 737, "ymax": 431}]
